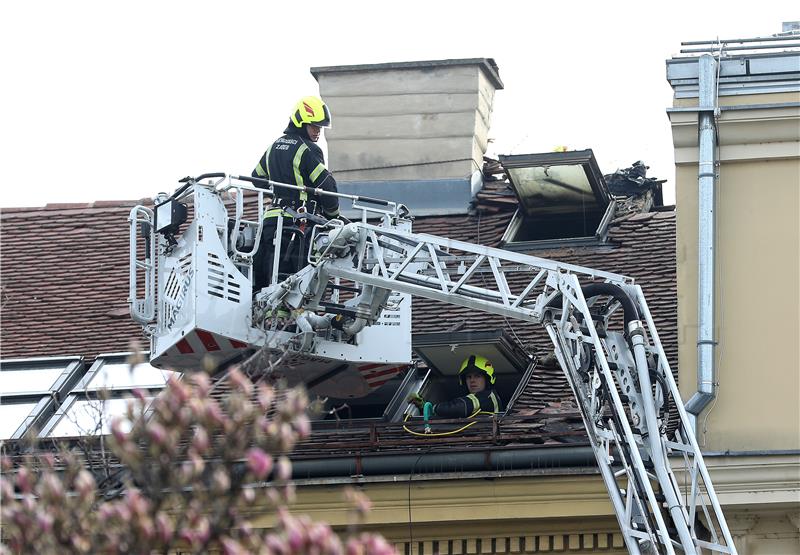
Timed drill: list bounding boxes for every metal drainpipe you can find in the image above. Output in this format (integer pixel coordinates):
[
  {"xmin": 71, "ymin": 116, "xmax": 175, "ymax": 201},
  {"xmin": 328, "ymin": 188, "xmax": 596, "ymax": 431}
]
[{"xmin": 684, "ymin": 53, "xmax": 718, "ymax": 430}]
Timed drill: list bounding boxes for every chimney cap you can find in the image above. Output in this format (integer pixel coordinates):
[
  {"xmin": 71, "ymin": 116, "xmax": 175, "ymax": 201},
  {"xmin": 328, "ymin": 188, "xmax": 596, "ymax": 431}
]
[{"xmin": 311, "ymin": 57, "xmax": 503, "ymax": 90}]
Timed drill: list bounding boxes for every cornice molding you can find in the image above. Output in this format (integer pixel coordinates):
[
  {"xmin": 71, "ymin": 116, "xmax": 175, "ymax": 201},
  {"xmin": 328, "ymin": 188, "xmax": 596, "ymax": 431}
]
[
  {"xmin": 249, "ymin": 454, "xmax": 800, "ymax": 528},
  {"xmin": 669, "ymin": 102, "xmax": 800, "ymax": 164}
]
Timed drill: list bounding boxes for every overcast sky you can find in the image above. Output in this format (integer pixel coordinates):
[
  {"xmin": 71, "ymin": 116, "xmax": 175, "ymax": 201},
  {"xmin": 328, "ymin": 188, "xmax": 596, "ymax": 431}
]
[{"xmin": 1, "ymin": 1, "xmax": 796, "ymax": 209}]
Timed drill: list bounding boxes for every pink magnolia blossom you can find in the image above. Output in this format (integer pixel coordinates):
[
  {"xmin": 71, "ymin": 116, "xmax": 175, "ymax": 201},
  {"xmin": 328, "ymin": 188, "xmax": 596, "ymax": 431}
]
[{"xmin": 247, "ymin": 448, "xmax": 273, "ymax": 480}]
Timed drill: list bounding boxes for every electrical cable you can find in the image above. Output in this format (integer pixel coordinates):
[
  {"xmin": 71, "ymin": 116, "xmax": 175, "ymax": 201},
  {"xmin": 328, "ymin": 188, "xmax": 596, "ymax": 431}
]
[
  {"xmin": 407, "ymin": 447, "xmax": 432, "ymax": 550},
  {"xmin": 336, "ymin": 157, "xmax": 472, "ymax": 174}
]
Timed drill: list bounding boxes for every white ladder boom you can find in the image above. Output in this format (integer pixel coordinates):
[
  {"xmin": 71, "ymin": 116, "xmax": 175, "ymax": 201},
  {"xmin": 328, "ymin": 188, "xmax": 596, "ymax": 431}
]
[{"xmin": 272, "ymin": 220, "xmax": 737, "ymax": 555}]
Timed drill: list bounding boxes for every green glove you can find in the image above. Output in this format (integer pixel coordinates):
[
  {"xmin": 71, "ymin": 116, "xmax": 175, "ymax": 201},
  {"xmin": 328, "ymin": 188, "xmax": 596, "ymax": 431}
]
[{"xmin": 407, "ymin": 392, "xmax": 425, "ymax": 410}]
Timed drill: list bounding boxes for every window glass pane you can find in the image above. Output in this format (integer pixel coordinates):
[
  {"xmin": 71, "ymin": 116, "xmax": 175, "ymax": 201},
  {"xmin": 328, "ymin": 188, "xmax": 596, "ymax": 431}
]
[
  {"xmin": 0, "ymin": 403, "xmax": 37, "ymax": 439},
  {"xmin": 499, "ymin": 150, "xmax": 611, "ymax": 243},
  {"xmin": 508, "ymin": 165, "xmax": 594, "ymax": 215},
  {"xmin": 85, "ymin": 363, "xmax": 174, "ymax": 391},
  {"xmin": 1, "ymin": 368, "xmax": 64, "ymax": 395},
  {"xmin": 47, "ymin": 397, "xmax": 154, "ymax": 437}
]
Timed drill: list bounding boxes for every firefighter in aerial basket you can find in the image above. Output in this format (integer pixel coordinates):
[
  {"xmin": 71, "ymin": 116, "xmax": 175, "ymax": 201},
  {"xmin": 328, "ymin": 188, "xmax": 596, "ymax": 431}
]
[
  {"xmin": 409, "ymin": 355, "xmax": 504, "ymax": 418},
  {"xmin": 251, "ymin": 95, "xmax": 341, "ymax": 291}
]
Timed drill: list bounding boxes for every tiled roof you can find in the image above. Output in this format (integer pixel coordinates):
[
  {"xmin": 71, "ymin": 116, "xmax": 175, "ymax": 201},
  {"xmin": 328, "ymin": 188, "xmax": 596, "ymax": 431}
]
[
  {"xmin": 0, "ymin": 173, "xmax": 677, "ymax": 459},
  {"xmin": 1, "ymin": 201, "xmax": 151, "ymax": 360}
]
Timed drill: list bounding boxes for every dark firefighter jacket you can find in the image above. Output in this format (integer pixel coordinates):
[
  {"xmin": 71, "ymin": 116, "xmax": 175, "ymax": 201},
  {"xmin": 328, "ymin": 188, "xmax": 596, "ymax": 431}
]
[
  {"xmin": 252, "ymin": 126, "xmax": 339, "ymax": 218},
  {"xmin": 432, "ymin": 389, "xmax": 503, "ymax": 419}
]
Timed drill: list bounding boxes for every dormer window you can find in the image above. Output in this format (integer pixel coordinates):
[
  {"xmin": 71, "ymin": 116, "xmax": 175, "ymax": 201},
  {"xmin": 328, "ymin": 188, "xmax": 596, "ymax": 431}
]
[
  {"xmin": 313, "ymin": 330, "xmax": 533, "ymax": 424},
  {"xmin": 498, "ymin": 149, "xmax": 614, "ymax": 247},
  {"xmin": 389, "ymin": 329, "xmax": 533, "ymax": 422}
]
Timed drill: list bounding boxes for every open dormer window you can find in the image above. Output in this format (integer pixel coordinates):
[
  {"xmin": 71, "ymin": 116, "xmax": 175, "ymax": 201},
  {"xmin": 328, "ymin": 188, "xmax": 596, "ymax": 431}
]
[
  {"xmin": 498, "ymin": 149, "xmax": 614, "ymax": 246},
  {"xmin": 312, "ymin": 330, "xmax": 533, "ymax": 424},
  {"xmin": 380, "ymin": 329, "xmax": 533, "ymax": 422}
]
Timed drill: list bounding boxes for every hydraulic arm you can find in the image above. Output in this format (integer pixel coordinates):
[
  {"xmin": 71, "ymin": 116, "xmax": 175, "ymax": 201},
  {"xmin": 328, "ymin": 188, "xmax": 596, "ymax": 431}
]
[{"xmin": 260, "ymin": 200, "xmax": 737, "ymax": 555}]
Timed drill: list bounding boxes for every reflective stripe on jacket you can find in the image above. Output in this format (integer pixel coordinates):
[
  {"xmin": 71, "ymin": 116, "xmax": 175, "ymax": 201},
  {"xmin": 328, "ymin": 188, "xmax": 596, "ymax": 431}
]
[
  {"xmin": 432, "ymin": 389, "xmax": 503, "ymax": 419},
  {"xmin": 252, "ymin": 129, "xmax": 339, "ymax": 218}
]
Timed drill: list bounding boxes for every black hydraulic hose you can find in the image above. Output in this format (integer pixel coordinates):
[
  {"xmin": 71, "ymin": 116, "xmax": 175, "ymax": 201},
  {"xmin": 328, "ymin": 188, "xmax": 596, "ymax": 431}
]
[
  {"xmin": 650, "ymin": 364, "xmax": 673, "ymax": 426},
  {"xmin": 172, "ymin": 172, "xmax": 227, "ymax": 200},
  {"xmin": 581, "ymin": 282, "xmax": 639, "ymax": 327},
  {"xmin": 193, "ymin": 172, "xmax": 226, "ymax": 182},
  {"xmin": 547, "ymin": 282, "xmax": 639, "ymax": 329}
]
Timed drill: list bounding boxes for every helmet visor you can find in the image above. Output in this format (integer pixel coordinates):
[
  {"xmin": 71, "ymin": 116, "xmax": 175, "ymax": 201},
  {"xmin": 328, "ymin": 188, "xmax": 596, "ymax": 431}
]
[{"xmin": 316, "ymin": 104, "xmax": 332, "ymax": 128}]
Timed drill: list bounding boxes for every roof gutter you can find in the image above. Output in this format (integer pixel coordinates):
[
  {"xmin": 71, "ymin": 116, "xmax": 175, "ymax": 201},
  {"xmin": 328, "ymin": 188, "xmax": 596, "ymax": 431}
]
[
  {"xmin": 289, "ymin": 446, "xmax": 597, "ymax": 480},
  {"xmin": 684, "ymin": 53, "xmax": 719, "ymax": 429}
]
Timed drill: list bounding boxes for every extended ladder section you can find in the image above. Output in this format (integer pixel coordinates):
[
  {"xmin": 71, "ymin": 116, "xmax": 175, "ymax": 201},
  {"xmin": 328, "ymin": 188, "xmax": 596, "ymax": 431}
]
[{"xmin": 268, "ymin": 221, "xmax": 737, "ymax": 555}]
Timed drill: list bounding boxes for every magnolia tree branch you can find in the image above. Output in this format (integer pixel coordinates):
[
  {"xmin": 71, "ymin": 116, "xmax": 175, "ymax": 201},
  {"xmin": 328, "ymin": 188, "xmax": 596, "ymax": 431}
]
[{"xmin": 1, "ymin": 357, "xmax": 395, "ymax": 555}]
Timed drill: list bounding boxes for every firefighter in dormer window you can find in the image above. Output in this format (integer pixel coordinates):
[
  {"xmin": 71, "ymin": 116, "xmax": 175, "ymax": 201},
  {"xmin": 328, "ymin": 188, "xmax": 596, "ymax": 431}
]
[
  {"xmin": 251, "ymin": 96, "xmax": 341, "ymax": 291},
  {"xmin": 410, "ymin": 355, "xmax": 504, "ymax": 418}
]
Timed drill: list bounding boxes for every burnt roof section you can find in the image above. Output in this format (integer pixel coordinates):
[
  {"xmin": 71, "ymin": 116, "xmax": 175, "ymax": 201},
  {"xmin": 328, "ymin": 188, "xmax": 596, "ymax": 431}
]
[{"xmin": 311, "ymin": 58, "xmax": 504, "ymax": 90}]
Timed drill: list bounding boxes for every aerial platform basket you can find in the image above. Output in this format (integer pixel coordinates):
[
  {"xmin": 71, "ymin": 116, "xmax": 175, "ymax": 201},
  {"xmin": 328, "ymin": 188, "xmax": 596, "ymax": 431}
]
[{"xmin": 128, "ymin": 174, "xmax": 413, "ymax": 398}]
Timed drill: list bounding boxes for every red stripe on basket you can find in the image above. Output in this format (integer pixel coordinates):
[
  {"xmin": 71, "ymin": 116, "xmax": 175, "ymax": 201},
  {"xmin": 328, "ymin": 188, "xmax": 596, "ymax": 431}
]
[
  {"xmin": 358, "ymin": 363, "xmax": 386, "ymax": 372},
  {"xmin": 195, "ymin": 329, "xmax": 221, "ymax": 352},
  {"xmin": 176, "ymin": 339, "xmax": 194, "ymax": 354},
  {"xmin": 362, "ymin": 367, "xmax": 401, "ymax": 379}
]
